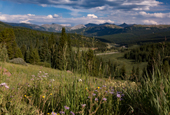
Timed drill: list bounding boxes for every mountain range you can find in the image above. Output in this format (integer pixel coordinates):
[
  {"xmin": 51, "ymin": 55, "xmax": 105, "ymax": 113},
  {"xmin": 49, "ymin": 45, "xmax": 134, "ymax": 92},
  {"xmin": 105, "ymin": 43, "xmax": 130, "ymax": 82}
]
[
  {"xmin": 2, "ymin": 21, "xmax": 170, "ymax": 45},
  {"xmin": 5, "ymin": 22, "xmax": 129, "ymax": 32}
]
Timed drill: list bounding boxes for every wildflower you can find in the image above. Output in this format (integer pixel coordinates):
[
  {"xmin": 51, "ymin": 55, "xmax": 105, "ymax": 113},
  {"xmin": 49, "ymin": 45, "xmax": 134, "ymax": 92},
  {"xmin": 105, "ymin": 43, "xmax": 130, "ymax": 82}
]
[
  {"xmin": 51, "ymin": 111, "xmax": 57, "ymax": 115},
  {"xmin": 50, "ymin": 93, "xmax": 52, "ymax": 95},
  {"xmin": 103, "ymin": 98, "xmax": 107, "ymax": 101},
  {"xmin": 32, "ymin": 75, "xmax": 35, "ymax": 77},
  {"xmin": 70, "ymin": 111, "xmax": 75, "ymax": 115},
  {"xmin": 86, "ymin": 88, "xmax": 88, "ymax": 90},
  {"xmin": 0, "ymin": 83, "xmax": 9, "ymax": 89},
  {"xmin": 103, "ymin": 85, "xmax": 106, "ymax": 87},
  {"xmin": 117, "ymin": 93, "xmax": 121, "ymax": 98},
  {"xmin": 42, "ymin": 96, "xmax": 45, "ymax": 98},
  {"xmin": 88, "ymin": 96, "xmax": 91, "ymax": 99},
  {"xmin": 93, "ymin": 93, "xmax": 96, "ymax": 96},
  {"xmin": 24, "ymin": 95, "xmax": 26, "ymax": 97},
  {"xmin": 111, "ymin": 89, "xmax": 114, "ymax": 92},
  {"xmin": 64, "ymin": 106, "xmax": 69, "ymax": 110},
  {"xmin": 94, "ymin": 90, "xmax": 98, "ymax": 92},
  {"xmin": 95, "ymin": 98, "xmax": 98, "ymax": 101},
  {"xmin": 98, "ymin": 87, "xmax": 100, "ymax": 89},
  {"xmin": 121, "ymin": 94, "xmax": 125, "ymax": 97},
  {"xmin": 78, "ymin": 79, "xmax": 82, "ymax": 82},
  {"xmin": 81, "ymin": 104, "xmax": 86, "ymax": 108},
  {"xmin": 47, "ymin": 113, "xmax": 50, "ymax": 115},
  {"xmin": 109, "ymin": 92, "xmax": 114, "ymax": 94},
  {"xmin": 59, "ymin": 111, "xmax": 65, "ymax": 114}
]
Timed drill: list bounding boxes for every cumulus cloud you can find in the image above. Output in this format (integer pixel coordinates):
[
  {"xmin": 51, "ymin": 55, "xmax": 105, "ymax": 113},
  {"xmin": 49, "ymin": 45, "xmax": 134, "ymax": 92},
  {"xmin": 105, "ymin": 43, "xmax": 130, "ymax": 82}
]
[
  {"xmin": 139, "ymin": 11, "xmax": 170, "ymax": 18},
  {"xmin": 53, "ymin": 14, "xmax": 59, "ymax": 18},
  {"xmin": 47, "ymin": 14, "xmax": 53, "ymax": 18},
  {"xmin": 87, "ymin": 14, "xmax": 98, "ymax": 18},
  {"xmin": 143, "ymin": 20, "xmax": 158, "ymax": 25}
]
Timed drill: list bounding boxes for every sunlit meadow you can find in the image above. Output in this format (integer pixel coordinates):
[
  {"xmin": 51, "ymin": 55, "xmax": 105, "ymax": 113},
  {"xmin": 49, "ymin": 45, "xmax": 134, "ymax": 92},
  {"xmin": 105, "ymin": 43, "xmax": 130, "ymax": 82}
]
[{"xmin": 0, "ymin": 62, "xmax": 170, "ymax": 115}]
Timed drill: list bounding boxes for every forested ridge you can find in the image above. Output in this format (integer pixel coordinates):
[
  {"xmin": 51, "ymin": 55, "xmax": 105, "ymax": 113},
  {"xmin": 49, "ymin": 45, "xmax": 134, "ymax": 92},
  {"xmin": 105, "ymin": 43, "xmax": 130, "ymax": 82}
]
[{"xmin": 0, "ymin": 26, "xmax": 127, "ymax": 79}]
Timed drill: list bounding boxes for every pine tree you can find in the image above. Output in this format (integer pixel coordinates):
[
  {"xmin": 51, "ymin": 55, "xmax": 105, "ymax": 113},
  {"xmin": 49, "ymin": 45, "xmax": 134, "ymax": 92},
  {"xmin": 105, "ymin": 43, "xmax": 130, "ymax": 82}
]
[
  {"xmin": 21, "ymin": 44, "xmax": 27, "ymax": 60},
  {"xmin": 0, "ymin": 28, "xmax": 23, "ymax": 59},
  {"xmin": 56, "ymin": 28, "xmax": 67, "ymax": 70},
  {"xmin": 0, "ymin": 43, "xmax": 9, "ymax": 62},
  {"xmin": 29, "ymin": 48, "xmax": 40, "ymax": 64}
]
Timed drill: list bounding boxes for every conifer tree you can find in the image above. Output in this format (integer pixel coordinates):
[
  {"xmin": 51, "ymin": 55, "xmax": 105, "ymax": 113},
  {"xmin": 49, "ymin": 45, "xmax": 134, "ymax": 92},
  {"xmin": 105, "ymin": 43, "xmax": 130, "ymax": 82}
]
[
  {"xmin": 0, "ymin": 28, "xmax": 23, "ymax": 59},
  {"xmin": 56, "ymin": 28, "xmax": 67, "ymax": 70}
]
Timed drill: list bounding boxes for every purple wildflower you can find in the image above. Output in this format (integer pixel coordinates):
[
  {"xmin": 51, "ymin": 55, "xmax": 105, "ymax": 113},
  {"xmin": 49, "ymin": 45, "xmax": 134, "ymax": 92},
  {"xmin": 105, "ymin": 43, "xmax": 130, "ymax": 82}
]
[
  {"xmin": 109, "ymin": 92, "xmax": 114, "ymax": 94},
  {"xmin": 93, "ymin": 93, "xmax": 96, "ymax": 96},
  {"xmin": 60, "ymin": 111, "xmax": 65, "ymax": 114},
  {"xmin": 121, "ymin": 94, "xmax": 125, "ymax": 97},
  {"xmin": 70, "ymin": 111, "xmax": 75, "ymax": 115},
  {"xmin": 111, "ymin": 89, "xmax": 114, "ymax": 92},
  {"xmin": 64, "ymin": 106, "xmax": 69, "ymax": 110},
  {"xmin": 117, "ymin": 93, "xmax": 121, "ymax": 98},
  {"xmin": 103, "ymin": 85, "xmax": 106, "ymax": 87},
  {"xmin": 94, "ymin": 90, "xmax": 98, "ymax": 92},
  {"xmin": 103, "ymin": 98, "xmax": 107, "ymax": 101},
  {"xmin": 88, "ymin": 96, "xmax": 91, "ymax": 99},
  {"xmin": 95, "ymin": 98, "xmax": 98, "ymax": 101},
  {"xmin": 81, "ymin": 104, "xmax": 86, "ymax": 108}
]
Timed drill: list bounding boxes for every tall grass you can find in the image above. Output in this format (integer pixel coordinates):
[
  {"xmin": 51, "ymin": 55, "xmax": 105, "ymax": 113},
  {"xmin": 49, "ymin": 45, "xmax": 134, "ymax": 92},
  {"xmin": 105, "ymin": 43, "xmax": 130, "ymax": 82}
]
[{"xmin": 0, "ymin": 62, "xmax": 170, "ymax": 114}]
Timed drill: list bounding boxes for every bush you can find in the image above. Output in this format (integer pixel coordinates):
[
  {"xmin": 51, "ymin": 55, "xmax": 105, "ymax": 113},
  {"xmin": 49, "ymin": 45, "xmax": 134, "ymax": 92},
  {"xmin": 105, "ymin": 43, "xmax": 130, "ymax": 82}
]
[{"xmin": 9, "ymin": 58, "xmax": 27, "ymax": 66}]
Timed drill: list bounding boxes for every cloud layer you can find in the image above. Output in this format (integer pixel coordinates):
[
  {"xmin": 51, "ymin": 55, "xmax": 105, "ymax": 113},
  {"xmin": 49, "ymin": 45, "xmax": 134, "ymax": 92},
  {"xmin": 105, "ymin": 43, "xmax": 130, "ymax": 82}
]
[
  {"xmin": 2, "ymin": 0, "xmax": 162, "ymax": 11},
  {"xmin": 0, "ymin": 0, "xmax": 170, "ymax": 25}
]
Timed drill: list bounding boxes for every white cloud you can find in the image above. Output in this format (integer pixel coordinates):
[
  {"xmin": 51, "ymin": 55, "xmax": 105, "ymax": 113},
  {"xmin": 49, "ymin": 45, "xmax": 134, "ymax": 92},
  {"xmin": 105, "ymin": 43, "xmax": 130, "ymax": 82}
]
[
  {"xmin": 53, "ymin": 14, "xmax": 59, "ymax": 18},
  {"xmin": 143, "ymin": 20, "xmax": 158, "ymax": 25},
  {"xmin": 87, "ymin": 14, "xmax": 98, "ymax": 18},
  {"xmin": 20, "ymin": 19, "xmax": 31, "ymax": 24},
  {"xmin": 60, "ymin": 24, "xmax": 71, "ymax": 26},
  {"xmin": 47, "ymin": 15, "xmax": 53, "ymax": 18},
  {"xmin": 0, "ymin": 15, "xmax": 6, "ymax": 21},
  {"xmin": 139, "ymin": 11, "xmax": 166, "ymax": 18},
  {"xmin": 27, "ymin": 14, "xmax": 35, "ymax": 16}
]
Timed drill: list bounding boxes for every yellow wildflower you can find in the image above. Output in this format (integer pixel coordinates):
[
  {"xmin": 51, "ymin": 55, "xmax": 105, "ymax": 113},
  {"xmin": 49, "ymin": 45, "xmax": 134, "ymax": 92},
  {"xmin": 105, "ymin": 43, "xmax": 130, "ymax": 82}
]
[
  {"xmin": 50, "ymin": 93, "xmax": 52, "ymax": 95},
  {"xmin": 24, "ymin": 95, "xmax": 26, "ymax": 97},
  {"xmin": 42, "ymin": 96, "xmax": 45, "ymax": 98},
  {"xmin": 98, "ymin": 87, "xmax": 100, "ymax": 89},
  {"xmin": 86, "ymin": 88, "xmax": 87, "ymax": 90}
]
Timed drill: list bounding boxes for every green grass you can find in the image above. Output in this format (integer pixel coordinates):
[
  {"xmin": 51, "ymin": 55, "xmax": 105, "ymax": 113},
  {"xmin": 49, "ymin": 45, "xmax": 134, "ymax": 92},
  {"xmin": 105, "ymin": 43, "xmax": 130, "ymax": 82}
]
[
  {"xmin": 0, "ymin": 62, "xmax": 170, "ymax": 115},
  {"xmin": 97, "ymin": 52, "xmax": 147, "ymax": 76}
]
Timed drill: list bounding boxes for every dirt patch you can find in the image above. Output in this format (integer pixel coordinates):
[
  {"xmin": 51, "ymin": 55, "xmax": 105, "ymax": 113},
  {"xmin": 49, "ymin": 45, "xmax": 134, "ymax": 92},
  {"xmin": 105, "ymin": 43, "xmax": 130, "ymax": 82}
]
[{"xmin": 0, "ymin": 67, "xmax": 11, "ymax": 77}]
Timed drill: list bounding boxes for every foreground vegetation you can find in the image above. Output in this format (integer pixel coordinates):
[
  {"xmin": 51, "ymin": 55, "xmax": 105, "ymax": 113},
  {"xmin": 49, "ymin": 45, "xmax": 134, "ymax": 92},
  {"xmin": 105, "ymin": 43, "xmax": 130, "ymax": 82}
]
[{"xmin": 0, "ymin": 62, "xmax": 170, "ymax": 115}]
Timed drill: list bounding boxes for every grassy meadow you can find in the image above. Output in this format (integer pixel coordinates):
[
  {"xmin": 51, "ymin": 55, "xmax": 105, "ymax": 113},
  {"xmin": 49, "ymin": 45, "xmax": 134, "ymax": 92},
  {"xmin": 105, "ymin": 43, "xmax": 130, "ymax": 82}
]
[
  {"xmin": 0, "ymin": 61, "xmax": 170, "ymax": 115},
  {"xmin": 97, "ymin": 52, "xmax": 148, "ymax": 76}
]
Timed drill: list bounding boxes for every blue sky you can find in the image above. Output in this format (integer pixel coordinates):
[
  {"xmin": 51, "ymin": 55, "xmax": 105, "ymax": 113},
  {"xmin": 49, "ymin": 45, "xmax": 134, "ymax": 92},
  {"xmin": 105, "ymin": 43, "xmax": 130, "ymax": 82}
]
[{"xmin": 0, "ymin": 0, "xmax": 170, "ymax": 26}]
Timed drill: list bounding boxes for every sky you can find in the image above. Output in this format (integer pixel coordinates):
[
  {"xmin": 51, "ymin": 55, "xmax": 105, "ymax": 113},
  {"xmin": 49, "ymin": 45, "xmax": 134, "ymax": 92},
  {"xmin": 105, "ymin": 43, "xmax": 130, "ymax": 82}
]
[{"xmin": 0, "ymin": 0, "xmax": 170, "ymax": 26}]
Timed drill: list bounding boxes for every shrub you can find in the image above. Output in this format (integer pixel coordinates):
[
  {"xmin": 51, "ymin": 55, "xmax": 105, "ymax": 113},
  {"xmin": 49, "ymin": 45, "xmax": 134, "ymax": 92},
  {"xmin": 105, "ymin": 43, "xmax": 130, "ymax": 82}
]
[{"xmin": 9, "ymin": 58, "xmax": 27, "ymax": 66}]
